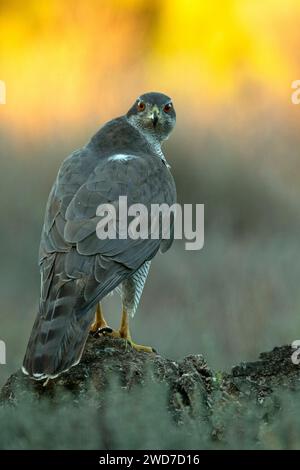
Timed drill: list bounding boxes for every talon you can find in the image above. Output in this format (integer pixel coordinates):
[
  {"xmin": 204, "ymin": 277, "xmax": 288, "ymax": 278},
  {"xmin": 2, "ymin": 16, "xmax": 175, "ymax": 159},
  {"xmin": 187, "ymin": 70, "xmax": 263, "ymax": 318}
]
[
  {"xmin": 90, "ymin": 324, "xmax": 99, "ymax": 334},
  {"xmin": 97, "ymin": 328, "xmax": 121, "ymax": 339},
  {"xmin": 127, "ymin": 340, "xmax": 156, "ymax": 354},
  {"xmin": 98, "ymin": 327, "xmax": 113, "ymax": 335},
  {"xmin": 91, "ymin": 329, "xmax": 100, "ymax": 338}
]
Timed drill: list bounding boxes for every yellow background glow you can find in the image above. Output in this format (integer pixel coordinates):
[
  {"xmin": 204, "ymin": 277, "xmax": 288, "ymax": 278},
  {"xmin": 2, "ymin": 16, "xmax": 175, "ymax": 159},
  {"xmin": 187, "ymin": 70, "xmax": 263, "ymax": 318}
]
[{"xmin": 1, "ymin": 0, "xmax": 300, "ymax": 134}]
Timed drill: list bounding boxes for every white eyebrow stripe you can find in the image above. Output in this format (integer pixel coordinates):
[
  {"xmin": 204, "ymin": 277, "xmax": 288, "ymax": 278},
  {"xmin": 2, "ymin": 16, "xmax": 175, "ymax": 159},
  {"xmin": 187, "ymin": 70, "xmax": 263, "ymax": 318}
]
[{"xmin": 108, "ymin": 154, "xmax": 137, "ymax": 162}]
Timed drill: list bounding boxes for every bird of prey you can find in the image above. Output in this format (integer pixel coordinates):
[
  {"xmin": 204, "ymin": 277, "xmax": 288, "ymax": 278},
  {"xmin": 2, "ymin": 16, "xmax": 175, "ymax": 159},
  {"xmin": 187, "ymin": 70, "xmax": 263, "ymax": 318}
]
[{"xmin": 22, "ymin": 92, "xmax": 176, "ymax": 381}]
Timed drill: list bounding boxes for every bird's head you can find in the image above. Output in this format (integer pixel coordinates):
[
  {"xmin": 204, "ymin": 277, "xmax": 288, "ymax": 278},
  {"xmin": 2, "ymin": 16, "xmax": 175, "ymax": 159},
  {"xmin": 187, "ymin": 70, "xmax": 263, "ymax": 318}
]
[{"xmin": 126, "ymin": 92, "xmax": 176, "ymax": 142}]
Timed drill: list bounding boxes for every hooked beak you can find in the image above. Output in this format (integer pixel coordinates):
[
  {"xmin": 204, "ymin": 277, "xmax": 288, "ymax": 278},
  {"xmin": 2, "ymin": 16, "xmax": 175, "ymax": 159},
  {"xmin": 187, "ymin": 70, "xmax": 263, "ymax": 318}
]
[{"xmin": 150, "ymin": 106, "xmax": 159, "ymax": 128}]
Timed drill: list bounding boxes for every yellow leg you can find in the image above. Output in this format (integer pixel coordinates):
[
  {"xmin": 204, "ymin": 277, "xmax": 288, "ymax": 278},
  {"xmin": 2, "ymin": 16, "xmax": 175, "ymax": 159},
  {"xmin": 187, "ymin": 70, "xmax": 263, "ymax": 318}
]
[
  {"xmin": 93, "ymin": 304, "xmax": 156, "ymax": 353},
  {"xmin": 90, "ymin": 303, "xmax": 111, "ymax": 333},
  {"xmin": 118, "ymin": 306, "xmax": 156, "ymax": 354}
]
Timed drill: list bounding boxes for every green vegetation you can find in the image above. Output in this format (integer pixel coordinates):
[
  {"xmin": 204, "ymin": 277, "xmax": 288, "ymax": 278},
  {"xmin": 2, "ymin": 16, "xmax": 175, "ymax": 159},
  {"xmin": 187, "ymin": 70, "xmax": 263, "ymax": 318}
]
[{"xmin": 0, "ymin": 377, "xmax": 299, "ymax": 449}]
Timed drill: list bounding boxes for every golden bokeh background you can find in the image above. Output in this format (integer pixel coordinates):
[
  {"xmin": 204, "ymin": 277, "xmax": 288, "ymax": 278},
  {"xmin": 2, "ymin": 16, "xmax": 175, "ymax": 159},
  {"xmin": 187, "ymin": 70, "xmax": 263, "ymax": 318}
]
[{"xmin": 1, "ymin": 0, "xmax": 300, "ymax": 135}]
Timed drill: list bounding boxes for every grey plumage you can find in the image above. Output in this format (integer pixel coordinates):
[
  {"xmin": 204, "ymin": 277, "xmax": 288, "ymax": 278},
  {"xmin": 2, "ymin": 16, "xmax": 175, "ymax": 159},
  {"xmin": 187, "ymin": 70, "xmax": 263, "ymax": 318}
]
[
  {"xmin": 121, "ymin": 261, "xmax": 151, "ymax": 317},
  {"xmin": 23, "ymin": 92, "xmax": 176, "ymax": 380}
]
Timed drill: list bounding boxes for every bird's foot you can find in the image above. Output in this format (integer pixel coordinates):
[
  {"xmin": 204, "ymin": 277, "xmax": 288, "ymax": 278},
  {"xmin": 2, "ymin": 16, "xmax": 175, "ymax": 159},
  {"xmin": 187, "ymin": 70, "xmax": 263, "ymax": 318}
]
[
  {"xmin": 98, "ymin": 327, "xmax": 156, "ymax": 353},
  {"xmin": 97, "ymin": 327, "xmax": 120, "ymax": 338},
  {"xmin": 119, "ymin": 328, "xmax": 156, "ymax": 353},
  {"xmin": 90, "ymin": 323, "xmax": 114, "ymax": 336},
  {"xmin": 125, "ymin": 340, "xmax": 156, "ymax": 354}
]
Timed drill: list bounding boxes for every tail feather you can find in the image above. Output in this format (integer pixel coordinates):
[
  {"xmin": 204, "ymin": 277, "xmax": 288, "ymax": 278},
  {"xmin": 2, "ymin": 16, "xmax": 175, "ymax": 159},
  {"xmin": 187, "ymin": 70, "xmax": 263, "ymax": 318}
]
[
  {"xmin": 23, "ymin": 251, "xmax": 129, "ymax": 379},
  {"xmin": 22, "ymin": 278, "xmax": 95, "ymax": 379}
]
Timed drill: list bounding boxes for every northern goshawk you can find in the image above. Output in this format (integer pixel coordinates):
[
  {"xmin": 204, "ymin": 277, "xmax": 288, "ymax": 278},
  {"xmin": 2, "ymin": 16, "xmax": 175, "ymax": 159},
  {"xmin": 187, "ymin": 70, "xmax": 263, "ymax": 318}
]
[{"xmin": 22, "ymin": 92, "xmax": 176, "ymax": 381}]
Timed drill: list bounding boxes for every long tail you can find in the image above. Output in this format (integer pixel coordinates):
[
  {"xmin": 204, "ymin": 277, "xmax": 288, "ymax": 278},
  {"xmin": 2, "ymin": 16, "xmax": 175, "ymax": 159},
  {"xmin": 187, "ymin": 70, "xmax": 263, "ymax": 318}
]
[
  {"xmin": 23, "ymin": 251, "xmax": 96, "ymax": 380},
  {"xmin": 22, "ymin": 277, "xmax": 95, "ymax": 380},
  {"xmin": 22, "ymin": 251, "xmax": 126, "ymax": 380}
]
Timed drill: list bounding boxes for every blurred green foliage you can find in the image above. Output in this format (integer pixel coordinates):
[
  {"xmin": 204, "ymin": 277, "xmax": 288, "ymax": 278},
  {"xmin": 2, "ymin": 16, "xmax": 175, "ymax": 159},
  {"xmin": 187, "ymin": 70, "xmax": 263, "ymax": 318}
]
[{"xmin": 0, "ymin": 377, "xmax": 300, "ymax": 449}]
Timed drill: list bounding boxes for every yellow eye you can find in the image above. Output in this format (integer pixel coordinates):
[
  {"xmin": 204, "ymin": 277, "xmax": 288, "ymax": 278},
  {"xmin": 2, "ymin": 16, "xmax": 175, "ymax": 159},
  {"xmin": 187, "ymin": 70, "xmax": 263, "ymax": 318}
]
[
  {"xmin": 163, "ymin": 102, "xmax": 173, "ymax": 113},
  {"xmin": 137, "ymin": 101, "xmax": 145, "ymax": 111}
]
